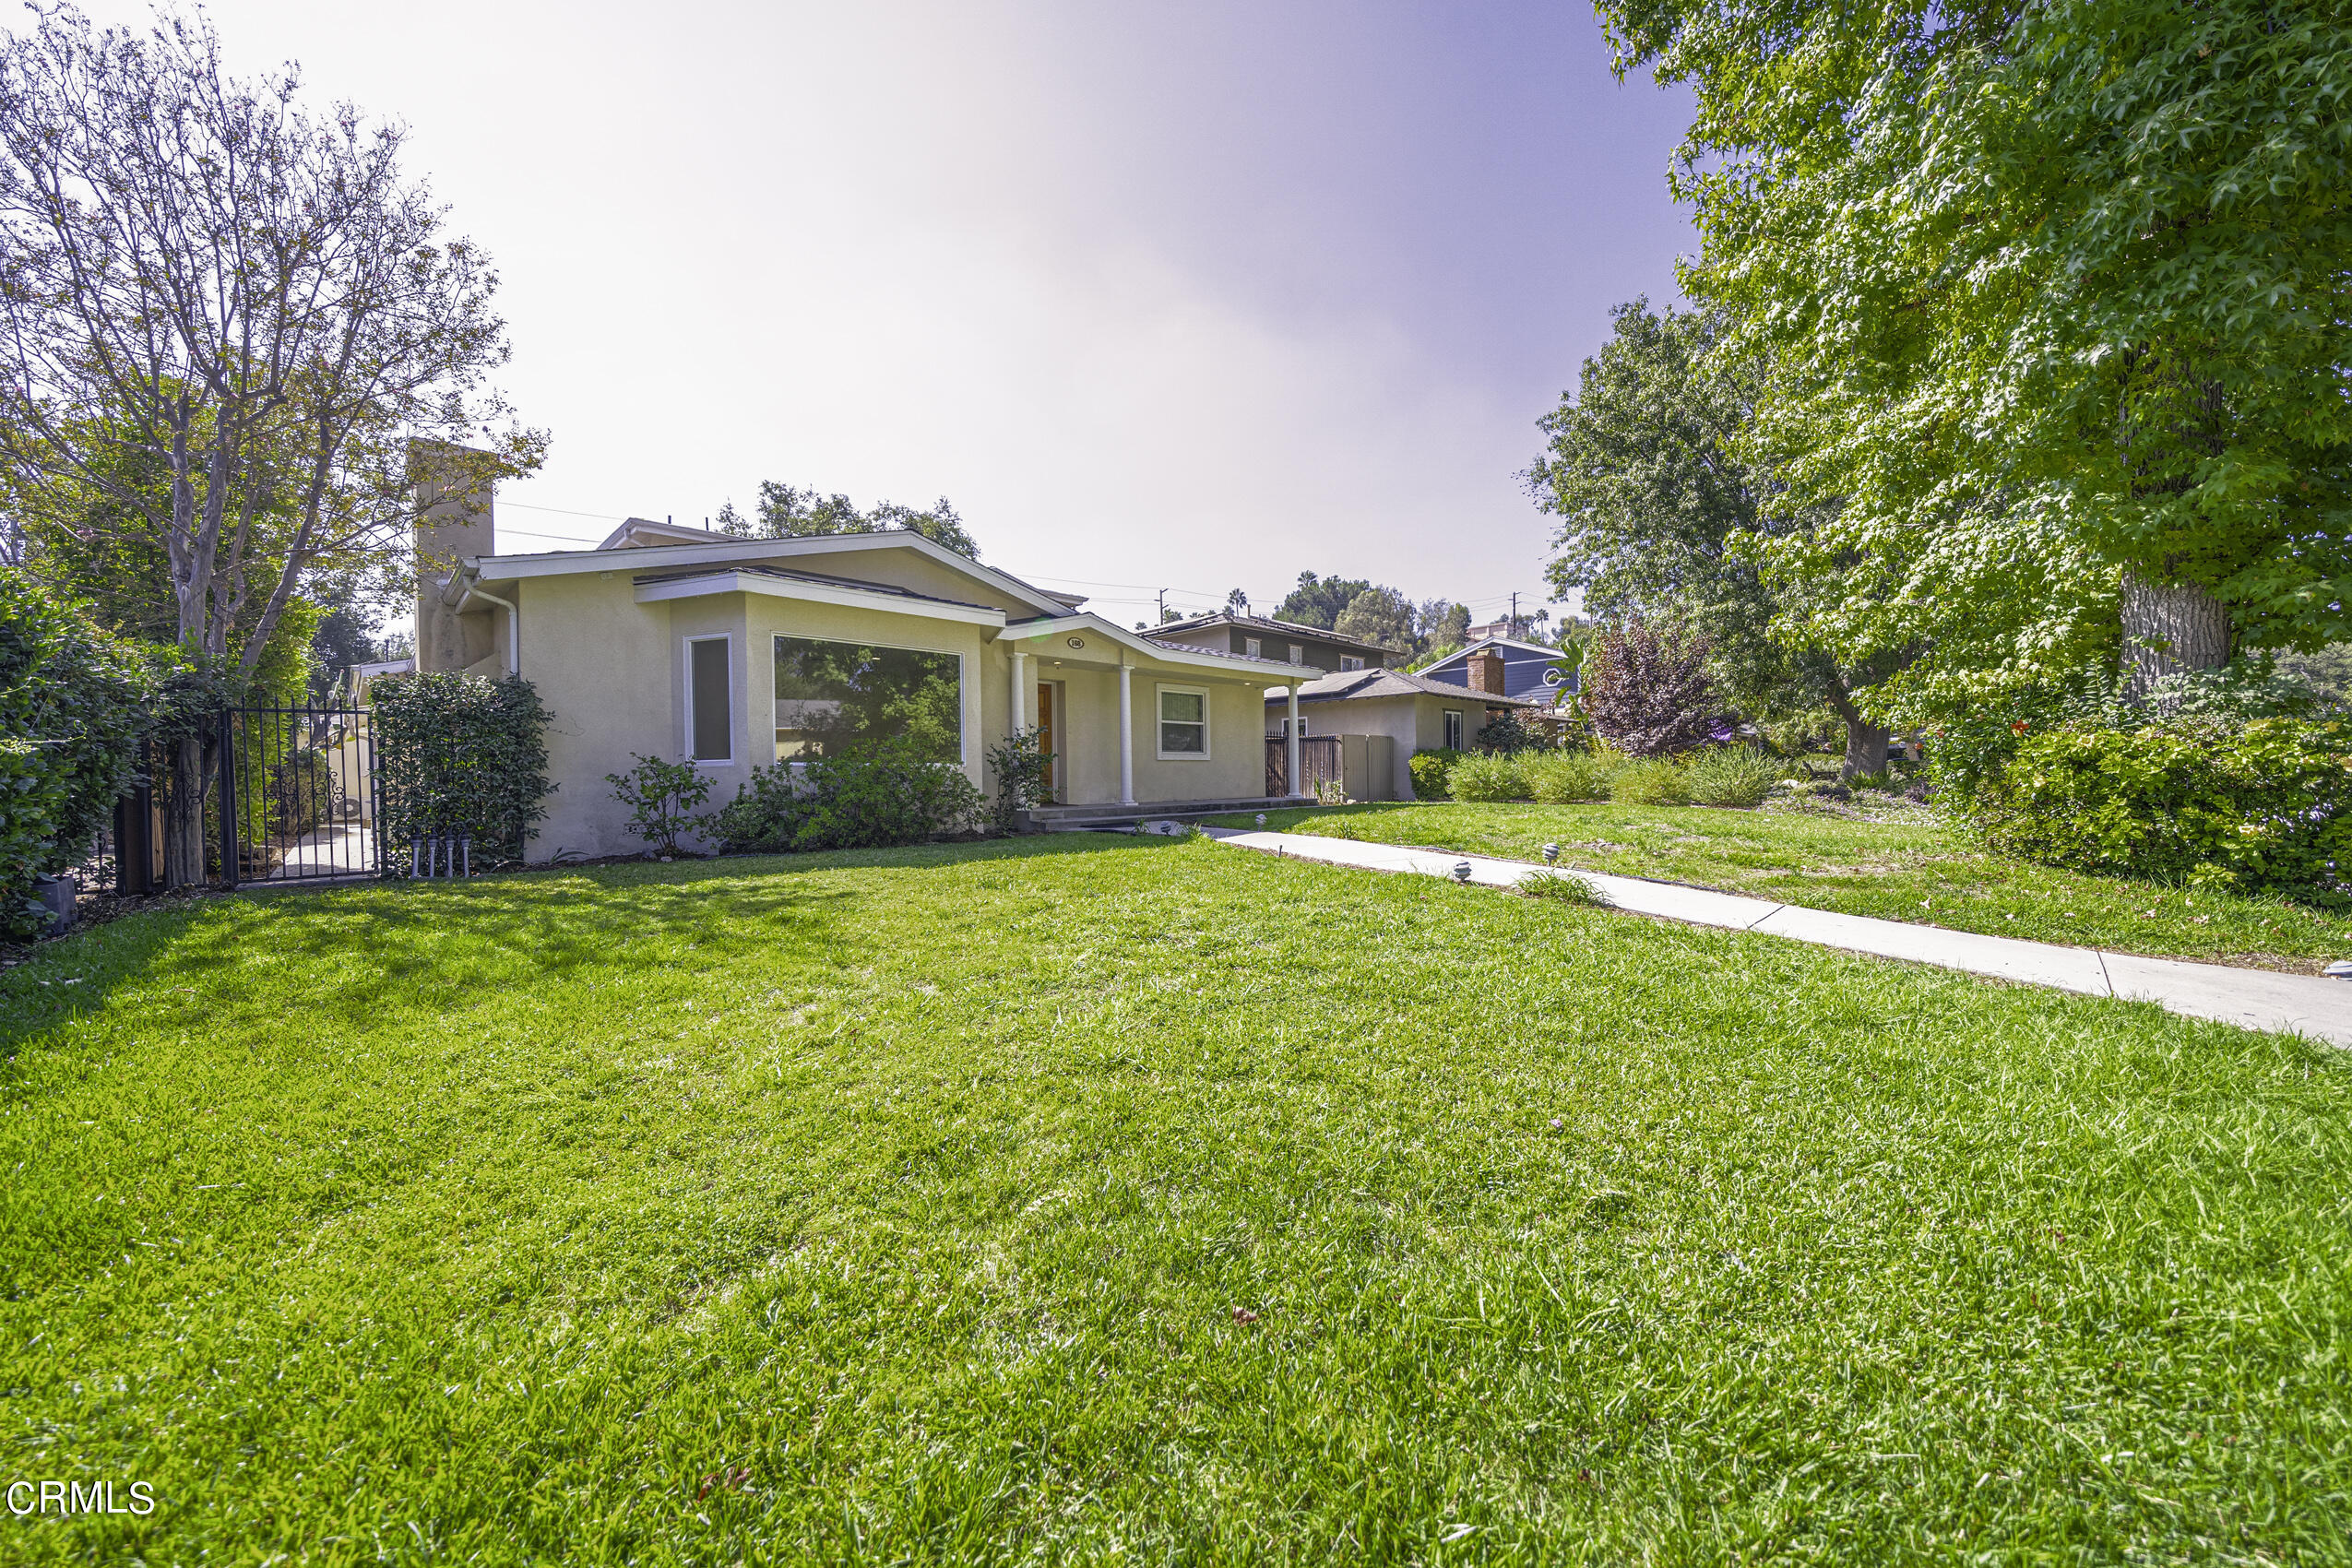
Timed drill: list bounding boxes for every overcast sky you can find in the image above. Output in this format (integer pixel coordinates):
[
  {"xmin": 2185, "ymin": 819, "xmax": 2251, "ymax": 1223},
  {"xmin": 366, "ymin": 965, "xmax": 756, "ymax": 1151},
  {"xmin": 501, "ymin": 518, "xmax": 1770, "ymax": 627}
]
[{"xmin": 85, "ymin": 0, "xmax": 1693, "ymax": 627}]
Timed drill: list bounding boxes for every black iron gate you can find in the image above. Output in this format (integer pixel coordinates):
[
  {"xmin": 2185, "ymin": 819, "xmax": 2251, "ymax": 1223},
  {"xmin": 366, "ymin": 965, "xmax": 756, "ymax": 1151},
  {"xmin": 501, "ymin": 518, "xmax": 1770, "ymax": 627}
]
[{"xmin": 113, "ymin": 704, "xmax": 381, "ymax": 892}]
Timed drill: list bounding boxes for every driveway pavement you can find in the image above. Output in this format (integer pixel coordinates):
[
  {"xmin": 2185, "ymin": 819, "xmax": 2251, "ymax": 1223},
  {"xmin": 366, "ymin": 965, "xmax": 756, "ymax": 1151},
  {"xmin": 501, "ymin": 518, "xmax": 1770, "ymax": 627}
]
[{"xmin": 1201, "ymin": 827, "xmax": 2352, "ymax": 1047}]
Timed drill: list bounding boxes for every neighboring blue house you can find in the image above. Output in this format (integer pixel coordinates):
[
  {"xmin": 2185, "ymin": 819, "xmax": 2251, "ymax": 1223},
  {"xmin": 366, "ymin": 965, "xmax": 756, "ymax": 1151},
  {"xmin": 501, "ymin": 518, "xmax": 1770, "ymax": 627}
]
[{"xmin": 1419, "ymin": 636, "xmax": 1575, "ymax": 704}]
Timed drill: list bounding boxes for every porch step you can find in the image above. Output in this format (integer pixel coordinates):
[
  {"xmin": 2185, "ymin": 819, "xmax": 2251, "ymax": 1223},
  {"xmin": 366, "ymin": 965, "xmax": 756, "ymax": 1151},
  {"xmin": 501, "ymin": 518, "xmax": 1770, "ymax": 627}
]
[{"xmin": 1024, "ymin": 795, "xmax": 1309, "ymax": 833}]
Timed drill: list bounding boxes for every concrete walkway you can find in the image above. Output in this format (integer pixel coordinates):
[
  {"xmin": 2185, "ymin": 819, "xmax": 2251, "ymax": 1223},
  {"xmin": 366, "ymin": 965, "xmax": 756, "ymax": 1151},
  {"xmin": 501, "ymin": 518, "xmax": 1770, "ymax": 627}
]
[{"xmin": 1199, "ymin": 827, "xmax": 2352, "ymax": 1048}]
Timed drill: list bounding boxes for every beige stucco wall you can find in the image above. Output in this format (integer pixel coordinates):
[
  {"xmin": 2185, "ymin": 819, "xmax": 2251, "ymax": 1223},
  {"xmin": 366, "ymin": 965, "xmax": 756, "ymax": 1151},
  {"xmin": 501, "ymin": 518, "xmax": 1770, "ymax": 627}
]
[{"xmin": 507, "ymin": 564, "xmax": 1282, "ymax": 858}]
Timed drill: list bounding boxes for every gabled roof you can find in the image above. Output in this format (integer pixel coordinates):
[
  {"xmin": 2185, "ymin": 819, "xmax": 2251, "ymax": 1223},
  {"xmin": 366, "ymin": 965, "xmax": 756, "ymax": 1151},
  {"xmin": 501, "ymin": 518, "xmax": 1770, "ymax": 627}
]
[
  {"xmin": 455, "ymin": 528, "xmax": 1087, "ymax": 617},
  {"xmin": 1263, "ymin": 667, "xmax": 1544, "ymax": 707},
  {"xmin": 1421, "ymin": 635, "xmax": 1564, "ymax": 667},
  {"xmin": 1147, "ymin": 611, "xmax": 1401, "ymax": 659}
]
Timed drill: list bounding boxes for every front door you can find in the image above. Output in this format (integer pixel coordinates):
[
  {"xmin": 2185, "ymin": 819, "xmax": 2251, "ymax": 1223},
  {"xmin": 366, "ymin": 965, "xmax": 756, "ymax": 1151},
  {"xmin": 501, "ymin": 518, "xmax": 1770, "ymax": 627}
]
[{"xmin": 1036, "ymin": 682, "xmax": 1062, "ymax": 803}]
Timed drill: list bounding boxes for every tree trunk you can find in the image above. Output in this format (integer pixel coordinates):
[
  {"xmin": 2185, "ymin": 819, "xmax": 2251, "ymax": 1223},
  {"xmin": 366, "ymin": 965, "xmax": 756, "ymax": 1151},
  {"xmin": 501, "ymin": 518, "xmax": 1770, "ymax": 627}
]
[
  {"xmin": 2120, "ymin": 571, "xmax": 2230, "ymax": 699},
  {"xmin": 1823, "ymin": 684, "xmax": 1891, "ymax": 779},
  {"xmin": 163, "ymin": 732, "xmax": 209, "ymax": 888}
]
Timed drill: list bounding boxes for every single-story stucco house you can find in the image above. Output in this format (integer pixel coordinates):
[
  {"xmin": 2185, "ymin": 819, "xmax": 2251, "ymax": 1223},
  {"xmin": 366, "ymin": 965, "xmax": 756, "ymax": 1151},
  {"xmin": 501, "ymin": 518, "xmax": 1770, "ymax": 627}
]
[
  {"xmin": 411, "ymin": 478, "xmax": 1326, "ymax": 857},
  {"xmin": 1262, "ymin": 660, "xmax": 1544, "ymax": 802}
]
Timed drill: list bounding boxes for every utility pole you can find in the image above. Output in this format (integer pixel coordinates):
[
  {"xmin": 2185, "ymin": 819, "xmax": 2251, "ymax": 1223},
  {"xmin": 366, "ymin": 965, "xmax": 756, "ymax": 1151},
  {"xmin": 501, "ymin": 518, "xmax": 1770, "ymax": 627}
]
[
  {"xmin": 1508, "ymin": 591, "xmax": 1519, "ymax": 637},
  {"xmin": 1157, "ymin": 588, "xmax": 1168, "ymax": 623}
]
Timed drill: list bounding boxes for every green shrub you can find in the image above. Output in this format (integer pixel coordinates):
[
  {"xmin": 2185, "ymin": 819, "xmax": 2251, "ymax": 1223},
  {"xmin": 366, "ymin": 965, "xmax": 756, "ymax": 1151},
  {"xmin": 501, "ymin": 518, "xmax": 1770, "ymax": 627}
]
[
  {"xmin": 0, "ymin": 569, "xmax": 155, "ymax": 936},
  {"xmin": 603, "ymin": 754, "xmax": 713, "ymax": 857},
  {"xmin": 1408, "ymin": 747, "xmax": 1462, "ymax": 801},
  {"xmin": 373, "ymin": 672, "xmax": 553, "ymax": 866},
  {"xmin": 983, "ymin": 725, "xmax": 1055, "ymax": 835},
  {"xmin": 709, "ymin": 737, "xmax": 981, "ymax": 853},
  {"xmin": 1962, "ymin": 717, "xmax": 2352, "ymax": 895},
  {"xmin": 1524, "ymin": 749, "xmax": 1619, "ymax": 803},
  {"xmin": 1609, "ymin": 757, "xmax": 1690, "ymax": 806},
  {"xmin": 1474, "ymin": 710, "xmax": 1548, "ymax": 754},
  {"xmin": 1681, "ymin": 746, "xmax": 1786, "ymax": 808},
  {"xmin": 1448, "ymin": 751, "xmax": 1530, "ymax": 802}
]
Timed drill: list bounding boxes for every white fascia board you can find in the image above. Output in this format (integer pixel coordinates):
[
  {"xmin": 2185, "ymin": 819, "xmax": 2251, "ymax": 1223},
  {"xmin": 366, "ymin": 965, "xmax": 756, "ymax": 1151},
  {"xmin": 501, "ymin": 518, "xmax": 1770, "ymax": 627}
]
[
  {"xmin": 1005, "ymin": 613, "xmax": 1325, "ymax": 680},
  {"xmin": 634, "ymin": 570, "xmax": 1007, "ymax": 627},
  {"xmin": 469, "ymin": 530, "xmax": 1072, "ymax": 616}
]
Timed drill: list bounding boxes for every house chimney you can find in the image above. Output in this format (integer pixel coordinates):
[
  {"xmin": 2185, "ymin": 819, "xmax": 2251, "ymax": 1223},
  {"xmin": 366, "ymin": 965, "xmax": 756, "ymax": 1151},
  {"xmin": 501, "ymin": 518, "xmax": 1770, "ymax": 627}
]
[
  {"xmin": 411, "ymin": 442, "xmax": 498, "ymax": 673},
  {"xmin": 1467, "ymin": 649, "xmax": 1506, "ymax": 695}
]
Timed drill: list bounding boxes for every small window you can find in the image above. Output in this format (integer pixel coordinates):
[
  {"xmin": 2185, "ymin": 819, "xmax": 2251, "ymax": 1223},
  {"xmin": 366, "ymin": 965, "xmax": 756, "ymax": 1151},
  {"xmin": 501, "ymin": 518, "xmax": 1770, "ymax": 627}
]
[
  {"xmin": 1340, "ymin": 655, "xmax": 1364, "ymax": 671},
  {"xmin": 1277, "ymin": 717, "xmax": 1309, "ymax": 740},
  {"xmin": 1244, "ymin": 636, "xmax": 1262, "ymax": 658},
  {"xmin": 1158, "ymin": 685, "xmax": 1208, "ymax": 757},
  {"xmin": 687, "ymin": 636, "xmax": 732, "ymax": 763},
  {"xmin": 1443, "ymin": 708, "xmax": 1463, "ymax": 750},
  {"xmin": 1288, "ymin": 645, "xmax": 1302, "ymax": 664}
]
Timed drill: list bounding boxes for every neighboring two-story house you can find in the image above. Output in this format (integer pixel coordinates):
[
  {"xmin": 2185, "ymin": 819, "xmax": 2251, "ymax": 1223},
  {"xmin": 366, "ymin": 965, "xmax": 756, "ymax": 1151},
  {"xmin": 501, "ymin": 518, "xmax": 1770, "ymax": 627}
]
[
  {"xmin": 1420, "ymin": 636, "xmax": 1574, "ymax": 704},
  {"xmin": 1147, "ymin": 612, "xmax": 1397, "ymax": 676}
]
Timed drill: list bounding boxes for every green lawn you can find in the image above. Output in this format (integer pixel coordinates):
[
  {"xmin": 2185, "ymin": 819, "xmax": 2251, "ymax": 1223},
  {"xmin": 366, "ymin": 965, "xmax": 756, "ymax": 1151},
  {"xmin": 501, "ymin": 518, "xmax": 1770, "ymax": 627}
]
[
  {"xmin": 6, "ymin": 837, "xmax": 2350, "ymax": 1562},
  {"xmin": 1212, "ymin": 800, "xmax": 2352, "ymax": 971}
]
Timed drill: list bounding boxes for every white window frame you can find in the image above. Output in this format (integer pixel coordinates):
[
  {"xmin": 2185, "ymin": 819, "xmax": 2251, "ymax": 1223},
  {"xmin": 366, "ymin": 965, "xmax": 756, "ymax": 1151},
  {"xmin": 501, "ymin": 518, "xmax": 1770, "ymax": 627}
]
[
  {"xmin": 1244, "ymin": 636, "xmax": 1262, "ymax": 659},
  {"xmin": 1277, "ymin": 716, "xmax": 1310, "ymax": 740},
  {"xmin": 1443, "ymin": 708, "xmax": 1463, "ymax": 750},
  {"xmin": 1288, "ymin": 645, "xmax": 1303, "ymax": 665},
  {"xmin": 684, "ymin": 633, "xmax": 736, "ymax": 766},
  {"xmin": 1340, "ymin": 655, "xmax": 1364, "ymax": 671},
  {"xmin": 1156, "ymin": 683, "xmax": 1212, "ymax": 761}
]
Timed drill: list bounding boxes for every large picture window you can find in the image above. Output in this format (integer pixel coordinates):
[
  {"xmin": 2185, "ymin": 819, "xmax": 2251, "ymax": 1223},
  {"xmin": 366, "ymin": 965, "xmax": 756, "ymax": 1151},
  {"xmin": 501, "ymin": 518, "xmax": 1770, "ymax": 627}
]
[
  {"xmin": 1158, "ymin": 685, "xmax": 1208, "ymax": 758},
  {"xmin": 774, "ymin": 635, "xmax": 962, "ymax": 762}
]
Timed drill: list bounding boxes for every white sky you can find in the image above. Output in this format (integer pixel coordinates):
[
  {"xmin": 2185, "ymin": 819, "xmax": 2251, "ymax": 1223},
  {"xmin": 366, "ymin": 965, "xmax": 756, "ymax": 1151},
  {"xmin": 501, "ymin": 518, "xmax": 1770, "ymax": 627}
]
[{"xmin": 79, "ymin": 1, "xmax": 1693, "ymax": 626}]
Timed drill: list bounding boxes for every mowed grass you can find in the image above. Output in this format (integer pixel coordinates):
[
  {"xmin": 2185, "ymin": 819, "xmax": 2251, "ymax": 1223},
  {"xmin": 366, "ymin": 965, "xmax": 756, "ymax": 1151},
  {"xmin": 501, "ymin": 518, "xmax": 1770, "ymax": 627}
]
[
  {"xmin": 4, "ymin": 835, "xmax": 2350, "ymax": 1563},
  {"xmin": 1217, "ymin": 801, "xmax": 2352, "ymax": 972}
]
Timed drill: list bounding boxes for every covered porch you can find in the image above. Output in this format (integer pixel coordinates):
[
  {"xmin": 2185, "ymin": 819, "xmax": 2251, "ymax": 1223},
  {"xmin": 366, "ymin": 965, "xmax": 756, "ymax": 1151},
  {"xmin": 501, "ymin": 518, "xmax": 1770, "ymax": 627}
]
[{"xmin": 997, "ymin": 614, "xmax": 1316, "ymax": 822}]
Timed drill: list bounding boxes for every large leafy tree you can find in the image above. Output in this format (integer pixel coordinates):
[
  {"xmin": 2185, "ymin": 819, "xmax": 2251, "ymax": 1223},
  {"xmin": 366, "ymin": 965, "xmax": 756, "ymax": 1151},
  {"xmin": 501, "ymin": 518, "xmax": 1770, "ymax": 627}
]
[
  {"xmin": 1597, "ymin": 0, "xmax": 2352, "ymax": 717},
  {"xmin": 1275, "ymin": 572, "xmax": 1373, "ymax": 630},
  {"xmin": 1333, "ymin": 586, "xmax": 1417, "ymax": 653},
  {"xmin": 0, "ymin": 6, "xmax": 542, "ymax": 882},
  {"xmin": 1532, "ymin": 299, "xmax": 1906, "ymax": 773},
  {"xmin": 723, "ymin": 480, "xmax": 982, "ymax": 560}
]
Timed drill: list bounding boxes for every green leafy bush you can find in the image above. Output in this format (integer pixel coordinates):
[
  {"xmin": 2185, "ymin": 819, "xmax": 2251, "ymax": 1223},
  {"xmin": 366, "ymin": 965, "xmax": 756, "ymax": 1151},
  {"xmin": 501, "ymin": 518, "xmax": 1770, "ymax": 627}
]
[
  {"xmin": 0, "ymin": 569, "xmax": 155, "ymax": 937},
  {"xmin": 1447, "ymin": 752, "xmax": 1530, "ymax": 802},
  {"xmin": 372, "ymin": 672, "xmax": 552, "ymax": 867},
  {"xmin": 709, "ymin": 737, "xmax": 981, "ymax": 853},
  {"xmin": 1609, "ymin": 758, "xmax": 1690, "ymax": 806},
  {"xmin": 1524, "ymin": 749, "xmax": 1619, "ymax": 803},
  {"xmin": 1474, "ymin": 710, "xmax": 1548, "ymax": 754},
  {"xmin": 983, "ymin": 726, "xmax": 1055, "ymax": 835},
  {"xmin": 1408, "ymin": 748, "xmax": 1462, "ymax": 801},
  {"xmin": 1962, "ymin": 718, "xmax": 2352, "ymax": 895},
  {"xmin": 604, "ymin": 754, "xmax": 713, "ymax": 857},
  {"xmin": 1681, "ymin": 746, "xmax": 1786, "ymax": 808}
]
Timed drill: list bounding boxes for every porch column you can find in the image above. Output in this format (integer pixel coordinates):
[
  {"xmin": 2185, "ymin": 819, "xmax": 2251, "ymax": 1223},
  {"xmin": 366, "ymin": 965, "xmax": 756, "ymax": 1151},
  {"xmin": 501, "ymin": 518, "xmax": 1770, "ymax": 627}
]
[
  {"xmin": 1286, "ymin": 683, "xmax": 1301, "ymax": 799},
  {"xmin": 1117, "ymin": 660, "xmax": 1135, "ymax": 805},
  {"xmin": 1009, "ymin": 647, "xmax": 1028, "ymax": 733}
]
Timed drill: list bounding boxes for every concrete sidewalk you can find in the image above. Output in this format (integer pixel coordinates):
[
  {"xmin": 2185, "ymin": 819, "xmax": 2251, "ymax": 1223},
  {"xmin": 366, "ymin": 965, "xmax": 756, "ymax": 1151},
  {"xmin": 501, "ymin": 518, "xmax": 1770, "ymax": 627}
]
[{"xmin": 1200, "ymin": 827, "xmax": 2352, "ymax": 1048}]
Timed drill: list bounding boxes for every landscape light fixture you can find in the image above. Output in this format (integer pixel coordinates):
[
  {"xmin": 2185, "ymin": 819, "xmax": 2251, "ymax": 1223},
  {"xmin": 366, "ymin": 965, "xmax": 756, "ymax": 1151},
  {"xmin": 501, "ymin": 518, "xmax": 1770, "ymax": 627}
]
[
  {"xmin": 1452, "ymin": 861, "xmax": 1473, "ymax": 883},
  {"xmin": 1255, "ymin": 814, "xmax": 1266, "ymax": 827},
  {"xmin": 1541, "ymin": 844, "xmax": 1560, "ymax": 863}
]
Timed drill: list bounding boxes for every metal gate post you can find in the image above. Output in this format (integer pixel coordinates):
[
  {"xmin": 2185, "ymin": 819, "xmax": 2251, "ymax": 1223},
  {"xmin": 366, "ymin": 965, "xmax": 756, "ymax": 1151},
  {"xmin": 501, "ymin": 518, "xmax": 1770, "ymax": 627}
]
[{"xmin": 218, "ymin": 707, "xmax": 239, "ymax": 889}]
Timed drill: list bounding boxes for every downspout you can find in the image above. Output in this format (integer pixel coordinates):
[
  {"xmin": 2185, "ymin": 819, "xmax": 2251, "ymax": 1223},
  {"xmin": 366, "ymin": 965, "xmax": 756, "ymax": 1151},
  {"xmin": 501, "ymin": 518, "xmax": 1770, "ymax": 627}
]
[{"xmin": 467, "ymin": 584, "xmax": 520, "ymax": 676}]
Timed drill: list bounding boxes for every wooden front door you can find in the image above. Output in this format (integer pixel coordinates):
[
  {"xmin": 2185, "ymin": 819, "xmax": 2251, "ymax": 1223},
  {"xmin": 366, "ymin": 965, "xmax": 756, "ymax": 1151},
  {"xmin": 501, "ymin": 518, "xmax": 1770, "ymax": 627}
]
[{"xmin": 1036, "ymin": 683, "xmax": 1061, "ymax": 803}]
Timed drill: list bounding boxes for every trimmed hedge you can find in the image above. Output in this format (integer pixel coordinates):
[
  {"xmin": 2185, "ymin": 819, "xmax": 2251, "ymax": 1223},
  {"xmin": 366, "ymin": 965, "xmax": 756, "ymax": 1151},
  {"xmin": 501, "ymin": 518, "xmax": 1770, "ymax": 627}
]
[
  {"xmin": 0, "ymin": 569, "xmax": 153, "ymax": 938},
  {"xmin": 1965, "ymin": 718, "xmax": 2352, "ymax": 895},
  {"xmin": 371, "ymin": 673, "xmax": 552, "ymax": 867}
]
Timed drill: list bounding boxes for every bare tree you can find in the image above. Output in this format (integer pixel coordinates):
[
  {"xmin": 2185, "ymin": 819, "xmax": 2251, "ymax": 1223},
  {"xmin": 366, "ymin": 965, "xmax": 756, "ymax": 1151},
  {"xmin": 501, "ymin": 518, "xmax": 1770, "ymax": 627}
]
[{"xmin": 0, "ymin": 5, "xmax": 543, "ymax": 883}]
